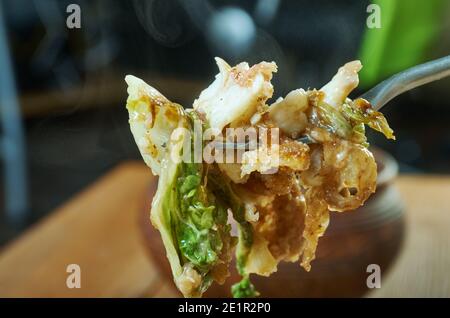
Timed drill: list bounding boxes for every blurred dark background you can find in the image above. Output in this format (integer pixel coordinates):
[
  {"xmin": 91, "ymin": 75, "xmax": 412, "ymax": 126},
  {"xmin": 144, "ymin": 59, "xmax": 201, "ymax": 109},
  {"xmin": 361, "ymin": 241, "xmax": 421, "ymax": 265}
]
[{"xmin": 0, "ymin": 0, "xmax": 449, "ymax": 244}]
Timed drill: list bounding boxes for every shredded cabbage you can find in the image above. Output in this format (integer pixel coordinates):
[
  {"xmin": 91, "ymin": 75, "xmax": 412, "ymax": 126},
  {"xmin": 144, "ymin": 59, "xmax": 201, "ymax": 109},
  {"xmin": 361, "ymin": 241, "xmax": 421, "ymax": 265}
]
[{"xmin": 125, "ymin": 58, "xmax": 395, "ymax": 298}]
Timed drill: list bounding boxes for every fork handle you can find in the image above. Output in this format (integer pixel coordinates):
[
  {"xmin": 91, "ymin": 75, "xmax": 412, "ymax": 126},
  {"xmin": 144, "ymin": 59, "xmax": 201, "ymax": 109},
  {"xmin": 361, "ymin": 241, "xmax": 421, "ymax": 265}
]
[{"xmin": 359, "ymin": 55, "xmax": 450, "ymax": 111}]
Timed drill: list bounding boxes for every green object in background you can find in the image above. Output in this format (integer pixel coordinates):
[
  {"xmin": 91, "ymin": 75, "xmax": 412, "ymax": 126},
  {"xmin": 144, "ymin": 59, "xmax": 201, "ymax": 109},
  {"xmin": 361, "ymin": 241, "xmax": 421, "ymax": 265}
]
[{"xmin": 359, "ymin": 0, "xmax": 447, "ymax": 88}]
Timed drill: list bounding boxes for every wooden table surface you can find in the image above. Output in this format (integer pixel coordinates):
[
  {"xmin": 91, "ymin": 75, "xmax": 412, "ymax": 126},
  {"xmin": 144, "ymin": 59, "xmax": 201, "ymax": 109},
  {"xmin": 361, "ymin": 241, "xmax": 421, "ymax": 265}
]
[{"xmin": 0, "ymin": 162, "xmax": 449, "ymax": 298}]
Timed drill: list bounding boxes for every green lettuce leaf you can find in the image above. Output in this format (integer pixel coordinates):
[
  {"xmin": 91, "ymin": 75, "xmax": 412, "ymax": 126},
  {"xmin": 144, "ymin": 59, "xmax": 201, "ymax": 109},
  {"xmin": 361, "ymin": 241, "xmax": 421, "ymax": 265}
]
[
  {"xmin": 314, "ymin": 98, "xmax": 395, "ymax": 145},
  {"xmin": 341, "ymin": 99, "xmax": 395, "ymax": 140},
  {"xmin": 151, "ymin": 113, "xmax": 234, "ymax": 296},
  {"xmin": 206, "ymin": 168, "xmax": 258, "ymax": 297},
  {"xmin": 231, "ymin": 277, "xmax": 259, "ymax": 298},
  {"xmin": 175, "ymin": 161, "xmax": 226, "ymax": 270}
]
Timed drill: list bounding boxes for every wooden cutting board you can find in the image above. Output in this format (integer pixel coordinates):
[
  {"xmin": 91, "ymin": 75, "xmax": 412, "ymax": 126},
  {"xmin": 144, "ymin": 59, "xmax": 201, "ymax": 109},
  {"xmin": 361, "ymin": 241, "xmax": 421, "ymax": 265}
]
[{"xmin": 0, "ymin": 162, "xmax": 448, "ymax": 297}]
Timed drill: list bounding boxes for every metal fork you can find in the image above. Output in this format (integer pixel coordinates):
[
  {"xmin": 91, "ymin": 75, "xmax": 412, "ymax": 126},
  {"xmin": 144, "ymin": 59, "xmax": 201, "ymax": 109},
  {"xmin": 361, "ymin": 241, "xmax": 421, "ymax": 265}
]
[{"xmin": 360, "ymin": 54, "xmax": 450, "ymax": 110}]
